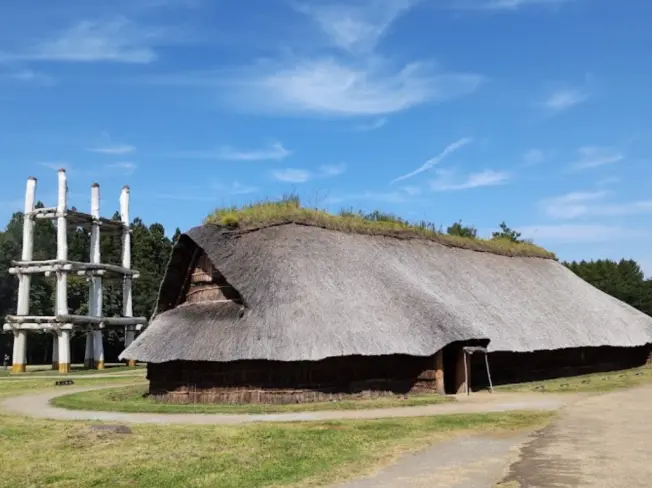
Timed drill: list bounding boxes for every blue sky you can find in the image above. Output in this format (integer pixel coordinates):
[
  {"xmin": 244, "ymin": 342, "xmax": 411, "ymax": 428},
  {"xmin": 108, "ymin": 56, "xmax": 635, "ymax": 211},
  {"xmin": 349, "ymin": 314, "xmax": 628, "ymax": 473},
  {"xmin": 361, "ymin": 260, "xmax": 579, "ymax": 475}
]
[{"xmin": 1, "ymin": 0, "xmax": 651, "ymax": 272}]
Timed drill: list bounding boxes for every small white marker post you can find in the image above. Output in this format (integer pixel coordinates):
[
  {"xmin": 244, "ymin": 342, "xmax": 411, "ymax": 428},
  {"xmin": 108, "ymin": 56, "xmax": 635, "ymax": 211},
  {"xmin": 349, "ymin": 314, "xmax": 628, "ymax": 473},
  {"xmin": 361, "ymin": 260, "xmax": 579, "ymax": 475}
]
[
  {"xmin": 12, "ymin": 177, "xmax": 36, "ymax": 373},
  {"xmin": 120, "ymin": 186, "xmax": 136, "ymax": 366},
  {"xmin": 90, "ymin": 183, "xmax": 105, "ymax": 369},
  {"xmin": 55, "ymin": 169, "xmax": 71, "ymax": 373}
]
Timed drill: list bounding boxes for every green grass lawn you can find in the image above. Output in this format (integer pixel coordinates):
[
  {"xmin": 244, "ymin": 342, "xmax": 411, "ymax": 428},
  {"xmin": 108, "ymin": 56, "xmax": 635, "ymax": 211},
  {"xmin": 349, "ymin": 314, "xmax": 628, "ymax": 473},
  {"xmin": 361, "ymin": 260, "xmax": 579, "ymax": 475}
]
[
  {"xmin": 0, "ymin": 375, "xmax": 553, "ymax": 488},
  {"xmin": 0, "ymin": 364, "xmax": 145, "ymax": 377},
  {"xmin": 0, "ymin": 376, "xmax": 145, "ymax": 399},
  {"xmin": 52, "ymin": 384, "xmax": 453, "ymax": 414},
  {"xmin": 496, "ymin": 366, "xmax": 652, "ymax": 393}
]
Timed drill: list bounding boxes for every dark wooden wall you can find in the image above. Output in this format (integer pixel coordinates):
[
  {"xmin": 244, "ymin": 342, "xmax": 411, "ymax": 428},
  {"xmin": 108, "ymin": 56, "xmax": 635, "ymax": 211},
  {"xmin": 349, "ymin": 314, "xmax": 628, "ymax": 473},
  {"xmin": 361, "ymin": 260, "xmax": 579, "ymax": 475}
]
[
  {"xmin": 146, "ymin": 343, "xmax": 652, "ymax": 404},
  {"xmin": 470, "ymin": 344, "xmax": 652, "ymax": 390},
  {"xmin": 148, "ymin": 354, "xmax": 440, "ymax": 404}
]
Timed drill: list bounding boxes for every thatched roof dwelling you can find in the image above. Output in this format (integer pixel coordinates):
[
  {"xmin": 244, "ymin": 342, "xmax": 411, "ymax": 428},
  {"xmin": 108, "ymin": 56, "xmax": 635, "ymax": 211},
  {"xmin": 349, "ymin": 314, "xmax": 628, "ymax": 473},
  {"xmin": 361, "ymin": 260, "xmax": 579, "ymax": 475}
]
[{"xmin": 121, "ymin": 207, "xmax": 652, "ymax": 402}]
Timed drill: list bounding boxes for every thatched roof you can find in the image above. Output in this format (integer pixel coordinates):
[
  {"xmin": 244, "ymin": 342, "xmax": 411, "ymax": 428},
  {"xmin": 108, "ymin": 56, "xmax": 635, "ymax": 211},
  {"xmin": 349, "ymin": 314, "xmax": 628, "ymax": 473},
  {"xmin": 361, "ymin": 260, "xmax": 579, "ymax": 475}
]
[{"xmin": 121, "ymin": 223, "xmax": 652, "ymax": 363}]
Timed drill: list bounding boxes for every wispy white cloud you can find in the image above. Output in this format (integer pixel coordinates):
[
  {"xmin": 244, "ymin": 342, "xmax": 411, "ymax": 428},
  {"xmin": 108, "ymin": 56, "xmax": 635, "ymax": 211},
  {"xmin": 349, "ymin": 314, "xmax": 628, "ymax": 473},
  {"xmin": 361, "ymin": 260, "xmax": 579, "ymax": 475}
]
[
  {"xmin": 0, "ymin": 17, "xmax": 172, "ymax": 64},
  {"xmin": 88, "ymin": 144, "xmax": 136, "ymax": 155},
  {"xmin": 174, "ymin": 142, "xmax": 291, "ymax": 161},
  {"xmin": 448, "ymin": 0, "xmax": 570, "ymax": 10},
  {"xmin": 354, "ymin": 117, "xmax": 388, "ymax": 131},
  {"xmin": 400, "ymin": 185, "xmax": 422, "ymax": 196},
  {"xmin": 294, "ymin": 0, "xmax": 418, "ymax": 55},
  {"xmin": 325, "ymin": 190, "xmax": 412, "ymax": 204},
  {"xmin": 539, "ymin": 190, "xmax": 652, "ymax": 220},
  {"xmin": 156, "ymin": 180, "xmax": 258, "ymax": 201},
  {"xmin": 3, "ymin": 69, "xmax": 56, "ymax": 85},
  {"xmin": 430, "ymin": 168, "xmax": 510, "ymax": 191},
  {"xmin": 272, "ymin": 169, "xmax": 312, "ymax": 183},
  {"xmin": 391, "ymin": 137, "xmax": 472, "ymax": 183},
  {"xmin": 213, "ymin": 181, "xmax": 258, "ymax": 195},
  {"xmin": 212, "ymin": 58, "xmax": 484, "ymax": 117},
  {"xmin": 105, "ymin": 162, "xmax": 137, "ymax": 175},
  {"xmin": 137, "ymin": 0, "xmax": 482, "ymax": 118},
  {"xmin": 273, "ymin": 163, "xmax": 347, "ymax": 183},
  {"xmin": 543, "ymin": 86, "xmax": 590, "ymax": 113},
  {"xmin": 569, "ymin": 146, "xmax": 624, "ymax": 171},
  {"xmin": 518, "ymin": 224, "xmax": 644, "ymax": 244},
  {"xmin": 595, "ymin": 176, "xmax": 620, "ymax": 187},
  {"xmin": 155, "ymin": 193, "xmax": 217, "ymax": 202},
  {"xmin": 523, "ymin": 148, "xmax": 545, "ymax": 166}
]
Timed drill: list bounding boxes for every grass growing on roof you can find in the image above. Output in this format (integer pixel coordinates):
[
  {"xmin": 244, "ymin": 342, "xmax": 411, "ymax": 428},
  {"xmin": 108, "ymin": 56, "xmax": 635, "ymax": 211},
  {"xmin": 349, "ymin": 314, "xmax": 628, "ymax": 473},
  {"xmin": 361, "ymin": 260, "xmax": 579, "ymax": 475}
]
[{"xmin": 204, "ymin": 196, "xmax": 556, "ymax": 259}]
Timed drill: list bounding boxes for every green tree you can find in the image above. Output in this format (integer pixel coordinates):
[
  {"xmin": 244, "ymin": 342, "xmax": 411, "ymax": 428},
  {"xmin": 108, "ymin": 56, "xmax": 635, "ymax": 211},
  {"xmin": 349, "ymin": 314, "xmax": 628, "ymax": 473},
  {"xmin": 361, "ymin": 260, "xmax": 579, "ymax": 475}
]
[
  {"xmin": 491, "ymin": 221, "xmax": 523, "ymax": 243},
  {"xmin": 447, "ymin": 221, "xmax": 477, "ymax": 239}
]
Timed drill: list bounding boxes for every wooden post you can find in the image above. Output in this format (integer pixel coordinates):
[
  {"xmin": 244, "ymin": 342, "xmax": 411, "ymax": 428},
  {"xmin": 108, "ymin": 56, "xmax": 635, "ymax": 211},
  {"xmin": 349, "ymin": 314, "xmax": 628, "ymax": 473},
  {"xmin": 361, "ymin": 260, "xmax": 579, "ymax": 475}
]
[
  {"xmin": 120, "ymin": 186, "xmax": 136, "ymax": 367},
  {"xmin": 55, "ymin": 169, "xmax": 71, "ymax": 374},
  {"xmin": 434, "ymin": 349, "xmax": 445, "ymax": 395},
  {"xmin": 51, "ymin": 333, "xmax": 59, "ymax": 370},
  {"xmin": 12, "ymin": 177, "xmax": 37, "ymax": 373},
  {"xmin": 454, "ymin": 347, "xmax": 470, "ymax": 394},
  {"xmin": 90, "ymin": 183, "xmax": 104, "ymax": 370}
]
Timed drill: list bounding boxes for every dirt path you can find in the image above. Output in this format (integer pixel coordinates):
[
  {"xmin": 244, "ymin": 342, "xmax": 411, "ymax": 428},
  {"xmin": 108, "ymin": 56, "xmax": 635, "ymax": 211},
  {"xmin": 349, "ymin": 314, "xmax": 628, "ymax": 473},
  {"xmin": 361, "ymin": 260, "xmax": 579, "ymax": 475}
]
[
  {"xmin": 332, "ymin": 384, "xmax": 652, "ymax": 488},
  {"xmin": 330, "ymin": 431, "xmax": 532, "ymax": 488},
  {"xmin": 0, "ymin": 386, "xmax": 575, "ymax": 425},
  {"xmin": 500, "ymin": 383, "xmax": 652, "ymax": 487}
]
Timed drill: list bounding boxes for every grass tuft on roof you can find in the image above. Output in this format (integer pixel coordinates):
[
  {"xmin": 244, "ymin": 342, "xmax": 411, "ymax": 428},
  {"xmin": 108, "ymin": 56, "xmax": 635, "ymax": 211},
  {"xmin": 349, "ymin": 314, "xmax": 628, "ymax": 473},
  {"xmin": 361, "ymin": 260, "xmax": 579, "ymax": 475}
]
[{"xmin": 204, "ymin": 196, "xmax": 556, "ymax": 259}]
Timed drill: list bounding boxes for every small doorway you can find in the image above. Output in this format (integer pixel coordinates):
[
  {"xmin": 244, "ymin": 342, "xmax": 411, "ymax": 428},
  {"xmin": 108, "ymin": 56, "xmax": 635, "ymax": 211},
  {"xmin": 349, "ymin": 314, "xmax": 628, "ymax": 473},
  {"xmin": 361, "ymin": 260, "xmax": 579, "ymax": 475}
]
[{"xmin": 442, "ymin": 342, "xmax": 461, "ymax": 394}]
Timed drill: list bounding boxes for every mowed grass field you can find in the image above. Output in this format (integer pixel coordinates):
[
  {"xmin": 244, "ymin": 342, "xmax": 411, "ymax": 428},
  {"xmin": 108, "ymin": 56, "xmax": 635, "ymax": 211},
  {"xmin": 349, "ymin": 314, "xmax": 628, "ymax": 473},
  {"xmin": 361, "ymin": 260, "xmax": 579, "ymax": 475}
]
[
  {"xmin": 0, "ymin": 376, "xmax": 551, "ymax": 488},
  {"xmin": 0, "ymin": 363, "xmax": 145, "ymax": 377},
  {"xmin": 52, "ymin": 384, "xmax": 453, "ymax": 414},
  {"xmin": 496, "ymin": 366, "xmax": 652, "ymax": 393},
  {"xmin": 51, "ymin": 365, "xmax": 652, "ymax": 416}
]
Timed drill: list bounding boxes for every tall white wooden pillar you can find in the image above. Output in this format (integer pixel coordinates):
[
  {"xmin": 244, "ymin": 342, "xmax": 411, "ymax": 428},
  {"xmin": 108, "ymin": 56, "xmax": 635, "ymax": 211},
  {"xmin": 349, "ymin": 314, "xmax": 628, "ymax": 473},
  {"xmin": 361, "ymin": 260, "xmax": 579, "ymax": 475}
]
[
  {"xmin": 12, "ymin": 177, "xmax": 36, "ymax": 373},
  {"xmin": 55, "ymin": 169, "xmax": 71, "ymax": 373},
  {"xmin": 120, "ymin": 186, "xmax": 136, "ymax": 366},
  {"xmin": 90, "ymin": 183, "xmax": 105, "ymax": 369}
]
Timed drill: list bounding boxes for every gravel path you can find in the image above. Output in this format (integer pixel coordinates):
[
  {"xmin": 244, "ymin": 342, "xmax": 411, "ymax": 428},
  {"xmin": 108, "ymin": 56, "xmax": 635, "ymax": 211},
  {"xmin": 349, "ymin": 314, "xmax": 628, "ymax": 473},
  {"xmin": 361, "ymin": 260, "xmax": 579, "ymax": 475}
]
[
  {"xmin": 500, "ymin": 383, "xmax": 652, "ymax": 487},
  {"xmin": 330, "ymin": 431, "xmax": 532, "ymax": 488},
  {"xmin": 333, "ymin": 384, "xmax": 652, "ymax": 488},
  {"xmin": 0, "ymin": 386, "xmax": 574, "ymax": 425}
]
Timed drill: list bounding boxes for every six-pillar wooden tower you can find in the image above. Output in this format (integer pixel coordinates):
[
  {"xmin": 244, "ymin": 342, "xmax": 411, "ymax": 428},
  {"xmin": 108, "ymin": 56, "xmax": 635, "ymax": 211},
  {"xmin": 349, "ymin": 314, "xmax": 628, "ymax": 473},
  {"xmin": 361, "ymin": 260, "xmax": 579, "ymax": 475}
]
[{"xmin": 2, "ymin": 169, "xmax": 147, "ymax": 373}]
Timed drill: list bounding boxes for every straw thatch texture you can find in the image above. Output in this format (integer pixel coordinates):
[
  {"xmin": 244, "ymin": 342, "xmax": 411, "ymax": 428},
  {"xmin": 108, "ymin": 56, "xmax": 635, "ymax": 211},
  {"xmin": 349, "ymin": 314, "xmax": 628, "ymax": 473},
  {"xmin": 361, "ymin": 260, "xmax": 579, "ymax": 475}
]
[{"xmin": 121, "ymin": 223, "xmax": 652, "ymax": 363}]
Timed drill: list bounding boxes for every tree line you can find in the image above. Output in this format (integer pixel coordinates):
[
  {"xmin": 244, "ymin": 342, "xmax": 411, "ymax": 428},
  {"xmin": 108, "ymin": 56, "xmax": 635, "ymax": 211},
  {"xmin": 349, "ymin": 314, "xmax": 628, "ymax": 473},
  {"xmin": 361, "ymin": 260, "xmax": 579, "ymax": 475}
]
[{"xmin": 1, "ymin": 209, "xmax": 650, "ymax": 364}]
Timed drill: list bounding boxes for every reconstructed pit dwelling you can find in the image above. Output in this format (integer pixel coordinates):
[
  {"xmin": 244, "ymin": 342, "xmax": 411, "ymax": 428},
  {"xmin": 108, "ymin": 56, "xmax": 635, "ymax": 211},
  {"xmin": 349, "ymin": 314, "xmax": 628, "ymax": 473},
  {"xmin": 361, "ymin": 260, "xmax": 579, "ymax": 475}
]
[{"xmin": 121, "ymin": 213, "xmax": 652, "ymax": 404}]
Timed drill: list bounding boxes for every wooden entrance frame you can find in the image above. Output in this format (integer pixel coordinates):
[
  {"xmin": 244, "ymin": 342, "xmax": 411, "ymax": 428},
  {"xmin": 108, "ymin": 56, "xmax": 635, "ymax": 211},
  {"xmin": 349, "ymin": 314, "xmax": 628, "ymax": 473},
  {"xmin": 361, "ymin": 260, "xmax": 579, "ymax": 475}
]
[{"xmin": 456, "ymin": 345, "xmax": 494, "ymax": 395}]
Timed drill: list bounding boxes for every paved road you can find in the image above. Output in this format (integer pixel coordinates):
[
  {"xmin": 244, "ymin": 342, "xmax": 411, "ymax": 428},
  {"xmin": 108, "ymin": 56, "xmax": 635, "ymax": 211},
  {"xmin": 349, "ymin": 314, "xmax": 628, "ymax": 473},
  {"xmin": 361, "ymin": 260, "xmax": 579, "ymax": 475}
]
[{"xmin": 0, "ymin": 386, "xmax": 572, "ymax": 425}]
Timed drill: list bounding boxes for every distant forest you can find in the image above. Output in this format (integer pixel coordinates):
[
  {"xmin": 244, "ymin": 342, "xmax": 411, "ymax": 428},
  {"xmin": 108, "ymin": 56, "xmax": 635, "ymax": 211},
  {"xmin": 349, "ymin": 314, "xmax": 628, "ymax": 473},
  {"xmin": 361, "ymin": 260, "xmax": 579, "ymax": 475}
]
[{"xmin": 0, "ymin": 207, "xmax": 650, "ymax": 364}]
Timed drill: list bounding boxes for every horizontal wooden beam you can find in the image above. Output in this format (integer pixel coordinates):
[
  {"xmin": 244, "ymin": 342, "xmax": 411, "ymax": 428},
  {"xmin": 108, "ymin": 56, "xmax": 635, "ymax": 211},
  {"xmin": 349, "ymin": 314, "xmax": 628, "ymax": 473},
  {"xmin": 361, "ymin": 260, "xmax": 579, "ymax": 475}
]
[
  {"xmin": 9, "ymin": 260, "xmax": 139, "ymax": 278},
  {"xmin": 3, "ymin": 323, "xmax": 74, "ymax": 331},
  {"xmin": 31, "ymin": 209, "xmax": 128, "ymax": 233},
  {"xmin": 5, "ymin": 314, "xmax": 147, "ymax": 326}
]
